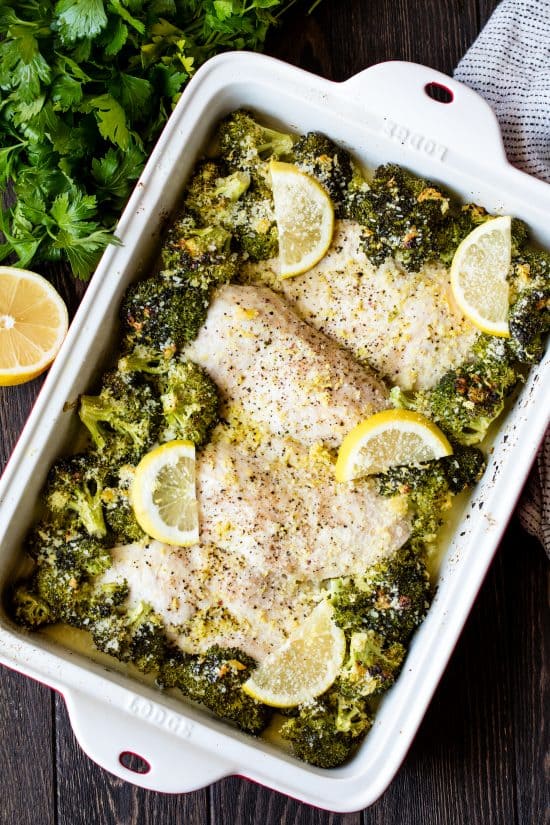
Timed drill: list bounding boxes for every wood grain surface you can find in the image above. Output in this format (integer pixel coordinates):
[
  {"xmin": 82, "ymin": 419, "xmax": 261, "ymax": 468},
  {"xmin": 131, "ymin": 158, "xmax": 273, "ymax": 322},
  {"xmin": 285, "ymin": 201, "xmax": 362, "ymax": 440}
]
[{"xmin": 1, "ymin": 1, "xmax": 548, "ymax": 823}]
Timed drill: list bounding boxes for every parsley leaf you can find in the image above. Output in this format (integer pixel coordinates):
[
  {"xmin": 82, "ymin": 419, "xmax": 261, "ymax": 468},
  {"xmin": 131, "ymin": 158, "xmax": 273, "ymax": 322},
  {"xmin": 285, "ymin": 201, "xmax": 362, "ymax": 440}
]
[{"xmin": 0, "ymin": 0, "xmax": 322, "ymax": 281}]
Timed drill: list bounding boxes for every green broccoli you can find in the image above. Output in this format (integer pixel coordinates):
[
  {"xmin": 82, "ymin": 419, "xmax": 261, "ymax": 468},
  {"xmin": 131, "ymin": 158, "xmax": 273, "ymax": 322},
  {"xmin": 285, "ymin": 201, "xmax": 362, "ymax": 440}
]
[
  {"xmin": 279, "ymin": 687, "xmax": 371, "ymax": 768},
  {"xmin": 117, "ymin": 350, "xmax": 220, "ymax": 447},
  {"xmin": 63, "ymin": 581, "xmax": 130, "ymax": 630},
  {"xmin": 121, "ymin": 271, "xmax": 210, "ymax": 355},
  {"xmin": 162, "ymin": 221, "xmax": 237, "ymax": 289},
  {"xmin": 292, "ymin": 131, "xmax": 354, "ymax": 209},
  {"xmin": 90, "ymin": 602, "xmax": 167, "ymax": 672},
  {"xmin": 32, "ymin": 558, "xmax": 127, "ymax": 629},
  {"xmin": 159, "ymin": 359, "xmax": 219, "ymax": 446},
  {"xmin": 346, "ymin": 163, "xmax": 451, "ymax": 272},
  {"xmin": 328, "ymin": 544, "xmax": 431, "ymax": 645},
  {"xmin": 180, "ymin": 157, "xmax": 278, "ymax": 263},
  {"xmin": 101, "ymin": 464, "xmax": 144, "ymax": 544},
  {"xmin": 79, "ymin": 370, "xmax": 161, "ymax": 463},
  {"xmin": 183, "ymin": 160, "xmax": 251, "ymax": 228},
  {"xmin": 231, "ymin": 183, "xmax": 279, "ymax": 261},
  {"xmin": 91, "ymin": 613, "xmax": 132, "ymax": 660},
  {"xmin": 376, "ymin": 445, "xmax": 486, "ymax": 544},
  {"xmin": 434, "ymin": 203, "xmax": 492, "ymax": 265},
  {"xmin": 507, "ymin": 248, "xmax": 550, "ymax": 364},
  {"xmin": 26, "ymin": 518, "xmax": 112, "ymax": 578},
  {"xmin": 126, "ymin": 603, "xmax": 168, "ymax": 673},
  {"xmin": 158, "ymin": 645, "xmax": 271, "ymax": 735},
  {"xmin": 391, "ymin": 337, "xmax": 518, "ymax": 445},
  {"xmin": 338, "ymin": 629, "xmax": 406, "ymax": 699},
  {"xmin": 43, "ymin": 454, "xmax": 107, "ymax": 539},
  {"xmin": 217, "ymin": 109, "xmax": 294, "ymax": 184},
  {"xmin": 118, "ymin": 343, "xmax": 175, "ymax": 376},
  {"xmin": 10, "ymin": 584, "xmax": 53, "ymax": 629}
]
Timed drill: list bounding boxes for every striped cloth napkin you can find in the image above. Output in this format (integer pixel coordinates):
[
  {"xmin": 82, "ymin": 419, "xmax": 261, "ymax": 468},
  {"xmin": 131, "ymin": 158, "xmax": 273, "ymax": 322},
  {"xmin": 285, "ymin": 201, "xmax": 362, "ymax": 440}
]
[{"xmin": 454, "ymin": 0, "xmax": 550, "ymax": 554}]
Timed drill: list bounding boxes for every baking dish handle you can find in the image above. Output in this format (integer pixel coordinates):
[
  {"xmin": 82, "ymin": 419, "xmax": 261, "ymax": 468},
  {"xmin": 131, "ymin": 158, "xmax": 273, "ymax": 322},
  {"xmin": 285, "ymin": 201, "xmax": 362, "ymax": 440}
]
[
  {"xmin": 340, "ymin": 60, "xmax": 507, "ymax": 168},
  {"xmin": 64, "ymin": 689, "xmax": 234, "ymax": 793}
]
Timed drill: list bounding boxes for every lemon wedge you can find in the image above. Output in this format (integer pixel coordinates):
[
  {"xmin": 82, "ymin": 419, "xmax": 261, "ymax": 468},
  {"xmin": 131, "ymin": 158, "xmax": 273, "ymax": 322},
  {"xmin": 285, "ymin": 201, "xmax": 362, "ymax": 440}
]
[
  {"xmin": 131, "ymin": 440, "xmax": 199, "ymax": 546},
  {"xmin": 335, "ymin": 409, "xmax": 453, "ymax": 482},
  {"xmin": 450, "ymin": 215, "xmax": 512, "ymax": 336},
  {"xmin": 242, "ymin": 600, "xmax": 345, "ymax": 708},
  {"xmin": 270, "ymin": 161, "xmax": 334, "ymax": 278},
  {"xmin": 0, "ymin": 266, "xmax": 69, "ymax": 386}
]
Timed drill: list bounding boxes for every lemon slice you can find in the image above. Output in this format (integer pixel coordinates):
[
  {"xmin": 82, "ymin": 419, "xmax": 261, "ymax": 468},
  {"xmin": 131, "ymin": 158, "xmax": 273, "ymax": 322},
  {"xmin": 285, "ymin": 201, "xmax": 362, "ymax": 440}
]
[
  {"xmin": 0, "ymin": 266, "xmax": 69, "ymax": 386},
  {"xmin": 450, "ymin": 215, "xmax": 512, "ymax": 336},
  {"xmin": 270, "ymin": 161, "xmax": 334, "ymax": 278},
  {"xmin": 131, "ymin": 440, "xmax": 199, "ymax": 546},
  {"xmin": 335, "ymin": 409, "xmax": 453, "ymax": 482},
  {"xmin": 242, "ymin": 600, "xmax": 345, "ymax": 708}
]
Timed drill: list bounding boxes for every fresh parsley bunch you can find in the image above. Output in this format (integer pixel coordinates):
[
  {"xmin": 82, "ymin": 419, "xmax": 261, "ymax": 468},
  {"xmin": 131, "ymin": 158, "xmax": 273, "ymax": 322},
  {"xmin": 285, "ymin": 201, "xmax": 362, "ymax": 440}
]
[{"xmin": 0, "ymin": 0, "xmax": 315, "ymax": 280}]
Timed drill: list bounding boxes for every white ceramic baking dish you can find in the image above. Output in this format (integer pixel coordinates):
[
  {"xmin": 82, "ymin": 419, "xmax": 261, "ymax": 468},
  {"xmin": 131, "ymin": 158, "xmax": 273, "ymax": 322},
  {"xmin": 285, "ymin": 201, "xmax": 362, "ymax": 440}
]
[{"xmin": 0, "ymin": 55, "xmax": 548, "ymax": 812}]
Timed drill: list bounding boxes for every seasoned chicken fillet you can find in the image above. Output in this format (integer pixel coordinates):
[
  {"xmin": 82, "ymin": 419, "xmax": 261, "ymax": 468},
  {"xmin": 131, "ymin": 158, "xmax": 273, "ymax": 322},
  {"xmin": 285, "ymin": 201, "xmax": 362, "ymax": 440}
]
[
  {"xmin": 185, "ymin": 283, "xmax": 389, "ymax": 447},
  {"xmin": 104, "ymin": 426, "xmax": 411, "ymax": 661},
  {"xmin": 243, "ymin": 220, "xmax": 479, "ymax": 391}
]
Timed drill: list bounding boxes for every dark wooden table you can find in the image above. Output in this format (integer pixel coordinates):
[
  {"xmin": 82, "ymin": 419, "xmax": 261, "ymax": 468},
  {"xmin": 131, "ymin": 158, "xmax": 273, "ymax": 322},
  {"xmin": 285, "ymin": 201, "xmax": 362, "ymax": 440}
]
[{"xmin": 1, "ymin": 1, "xmax": 548, "ymax": 822}]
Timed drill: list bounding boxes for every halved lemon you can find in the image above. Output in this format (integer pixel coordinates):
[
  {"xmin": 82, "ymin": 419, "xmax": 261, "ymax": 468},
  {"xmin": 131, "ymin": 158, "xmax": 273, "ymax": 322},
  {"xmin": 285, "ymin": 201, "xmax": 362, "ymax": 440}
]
[
  {"xmin": 242, "ymin": 600, "xmax": 345, "ymax": 708},
  {"xmin": 335, "ymin": 409, "xmax": 453, "ymax": 482},
  {"xmin": 0, "ymin": 266, "xmax": 69, "ymax": 386},
  {"xmin": 270, "ymin": 161, "xmax": 334, "ymax": 278},
  {"xmin": 131, "ymin": 440, "xmax": 199, "ymax": 546},
  {"xmin": 450, "ymin": 215, "xmax": 512, "ymax": 336}
]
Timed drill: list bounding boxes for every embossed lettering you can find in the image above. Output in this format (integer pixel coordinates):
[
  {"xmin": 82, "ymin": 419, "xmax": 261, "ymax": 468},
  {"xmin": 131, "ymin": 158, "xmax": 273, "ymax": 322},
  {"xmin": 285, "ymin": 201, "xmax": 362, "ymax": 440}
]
[
  {"xmin": 127, "ymin": 695, "xmax": 194, "ymax": 740},
  {"xmin": 382, "ymin": 119, "xmax": 447, "ymax": 161}
]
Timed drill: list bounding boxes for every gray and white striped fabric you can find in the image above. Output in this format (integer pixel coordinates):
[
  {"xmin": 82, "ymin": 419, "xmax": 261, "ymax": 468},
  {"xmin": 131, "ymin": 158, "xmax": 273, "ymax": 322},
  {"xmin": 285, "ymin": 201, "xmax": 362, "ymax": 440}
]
[{"xmin": 454, "ymin": 0, "xmax": 550, "ymax": 554}]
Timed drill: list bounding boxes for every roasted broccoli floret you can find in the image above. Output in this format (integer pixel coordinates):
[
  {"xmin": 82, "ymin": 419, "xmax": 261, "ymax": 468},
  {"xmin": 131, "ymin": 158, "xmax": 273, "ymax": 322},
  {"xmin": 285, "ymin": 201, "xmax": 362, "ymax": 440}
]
[
  {"xmin": 339, "ymin": 630, "xmax": 406, "ymax": 699},
  {"xmin": 391, "ymin": 337, "xmax": 518, "ymax": 445},
  {"xmin": 217, "ymin": 109, "xmax": 294, "ymax": 184},
  {"xmin": 26, "ymin": 518, "xmax": 112, "ymax": 578},
  {"xmin": 183, "ymin": 160, "xmax": 251, "ymax": 228},
  {"xmin": 79, "ymin": 370, "xmax": 161, "ymax": 463},
  {"xmin": 507, "ymin": 248, "xmax": 550, "ymax": 364},
  {"xmin": 280, "ymin": 687, "xmax": 371, "ymax": 768},
  {"xmin": 63, "ymin": 580, "xmax": 129, "ymax": 630},
  {"xmin": 162, "ymin": 221, "xmax": 237, "ymax": 288},
  {"xmin": 328, "ymin": 544, "xmax": 431, "ymax": 645},
  {"xmin": 90, "ymin": 602, "xmax": 167, "ymax": 671},
  {"xmin": 159, "ymin": 358, "xmax": 219, "ymax": 446},
  {"xmin": 158, "ymin": 645, "xmax": 271, "ymax": 735},
  {"xmin": 434, "ymin": 203, "xmax": 492, "ymax": 265},
  {"xmin": 376, "ymin": 445, "xmax": 486, "ymax": 544},
  {"xmin": 441, "ymin": 444, "xmax": 487, "ymax": 494},
  {"xmin": 43, "ymin": 454, "xmax": 107, "ymax": 539},
  {"xmin": 126, "ymin": 603, "xmax": 168, "ymax": 673},
  {"xmin": 232, "ymin": 184, "xmax": 279, "ymax": 261},
  {"xmin": 180, "ymin": 155, "xmax": 278, "ymax": 263},
  {"xmin": 10, "ymin": 583, "xmax": 53, "ymax": 629},
  {"xmin": 118, "ymin": 342, "xmax": 174, "ymax": 375},
  {"xmin": 292, "ymin": 131, "xmax": 354, "ymax": 209},
  {"xmin": 91, "ymin": 613, "xmax": 132, "ymax": 660},
  {"xmin": 101, "ymin": 463, "xmax": 144, "ymax": 544},
  {"xmin": 346, "ymin": 163, "xmax": 450, "ymax": 271},
  {"xmin": 121, "ymin": 270, "xmax": 210, "ymax": 355},
  {"xmin": 32, "ymin": 560, "xmax": 127, "ymax": 629},
  {"xmin": 118, "ymin": 348, "xmax": 220, "ymax": 447}
]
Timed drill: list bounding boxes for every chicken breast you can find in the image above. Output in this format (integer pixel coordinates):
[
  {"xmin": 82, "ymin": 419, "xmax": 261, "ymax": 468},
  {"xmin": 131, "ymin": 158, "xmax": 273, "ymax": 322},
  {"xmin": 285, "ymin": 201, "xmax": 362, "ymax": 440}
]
[
  {"xmin": 104, "ymin": 424, "xmax": 411, "ymax": 661},
  {"xmin": 242, "ymin": 220, "xmax": 479, "ymax": 391},
  {"xmin": 185, "ymin": 282, "xmax": 389, "ymax": 447}
]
